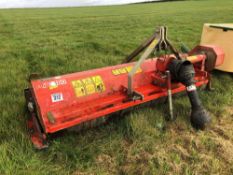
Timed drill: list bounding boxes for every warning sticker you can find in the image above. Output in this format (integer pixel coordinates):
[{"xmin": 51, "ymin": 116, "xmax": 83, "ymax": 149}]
[
  {"xmin": 92, "ymin": 75, "xmax": 105, "ymax": 93},
  {"xmin": 82, "ymin": 77, "xmax": 96, "ymax": 95},
  {"xmin": 112, "ymin": 66, "xmax": 142, "ymax": 76},
  {"xmin": 72, "ymin": 75, "xmax": 105, "ymax": 97},
  {"xmin": 72, "ymin": 80, "xmax": 86, "ymax": 97}
]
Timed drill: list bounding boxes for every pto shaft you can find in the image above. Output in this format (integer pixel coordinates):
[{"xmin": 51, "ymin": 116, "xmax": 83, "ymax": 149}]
[{"xmin": 168, "ymin": 59, "xmax": 211, "ymax": 129}]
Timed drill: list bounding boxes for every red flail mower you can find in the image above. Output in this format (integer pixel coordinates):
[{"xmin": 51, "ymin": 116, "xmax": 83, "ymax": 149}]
[{"xmin": 24, "ymin": 27, "xmax": 224, "ymax": 149}]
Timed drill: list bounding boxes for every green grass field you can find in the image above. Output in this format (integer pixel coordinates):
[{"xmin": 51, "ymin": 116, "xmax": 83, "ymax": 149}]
[{"xmin": 0, "ymin": 0, "xmax": 233, "ymax": 174}]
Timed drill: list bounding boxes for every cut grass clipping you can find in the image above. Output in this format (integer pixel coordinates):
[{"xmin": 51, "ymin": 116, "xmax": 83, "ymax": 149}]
[{"xmin": 0, "ymin": 0, "xmax": 233, "ymax": 174}]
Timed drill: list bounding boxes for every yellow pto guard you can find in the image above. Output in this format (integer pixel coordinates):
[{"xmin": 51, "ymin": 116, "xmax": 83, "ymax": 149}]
[{"xmin": 201, "ymin": 23, "xmax": 233, "ymax": 72}]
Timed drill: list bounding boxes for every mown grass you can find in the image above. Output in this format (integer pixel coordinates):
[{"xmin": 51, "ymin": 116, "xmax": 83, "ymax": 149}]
[{"xmin": 0, "ymin": 0, "xmax": 233, "ymax": 174}]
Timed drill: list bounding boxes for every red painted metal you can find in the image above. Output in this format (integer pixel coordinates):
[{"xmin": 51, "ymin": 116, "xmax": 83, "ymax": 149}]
[
  {"xmin": 189, "ymin": 45, "xmax": 225, "ymax": 67},
  {"xmin": 26, "ymin": 45, "xmax": 224, "ymax": 149}
]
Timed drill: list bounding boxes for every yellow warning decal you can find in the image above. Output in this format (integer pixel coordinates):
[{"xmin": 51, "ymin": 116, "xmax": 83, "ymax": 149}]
[
  {"xmin": 82, "ymin": 77, "xmax": 96, "ymax": 95},
  {"xmin": 72, "ymin": 80, "xmax": 86, "ymax": 97},
  {"xmin": 112, "ymin": 66, "xmax": 142, "ymax": 76},
  {"xmin": 92, "ymin": 75, "xmax": 105, "ymax": 92},
  {"xmin": 72, "ymin": 75, "xmax": 105, "ymax": 97}
]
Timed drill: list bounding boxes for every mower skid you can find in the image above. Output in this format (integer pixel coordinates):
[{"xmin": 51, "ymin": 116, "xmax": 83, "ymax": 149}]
[
  {"xmin": 27, "ymin": 113, "xmax": 48, "ymax": 149},
  {"xmin": 24, "ymin": 88, "xmax": 48, "ymax": 149}
]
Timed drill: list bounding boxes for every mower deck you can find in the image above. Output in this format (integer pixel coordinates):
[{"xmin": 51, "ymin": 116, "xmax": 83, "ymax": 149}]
[{"xmin": 25, "ymin": 58, "xmax": 208, "ymax": 149}]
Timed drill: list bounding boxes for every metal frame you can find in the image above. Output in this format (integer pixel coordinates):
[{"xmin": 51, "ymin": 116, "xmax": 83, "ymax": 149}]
[{"xmin": 127, "ymin": 26, "xmax": 181, "ymax": 97}]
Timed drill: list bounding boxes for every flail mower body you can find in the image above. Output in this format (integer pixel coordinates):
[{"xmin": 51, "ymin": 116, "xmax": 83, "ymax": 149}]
[{"xmin": 24, "ymin": 27, "xmax": 224, "ymax": 149}]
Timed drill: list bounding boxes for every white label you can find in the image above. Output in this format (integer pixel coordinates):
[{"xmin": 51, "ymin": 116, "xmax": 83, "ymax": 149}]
[
  {"xmin": 186, "ymin": 85, "xmax": 197, "ymax": 92},
  {"xmin": 51, "ymin": 93, "xmax": 63, "ymax": 102},
  {"xmin": 38, "ymin": 79, "xmax": 67, "ymax": 89}
]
